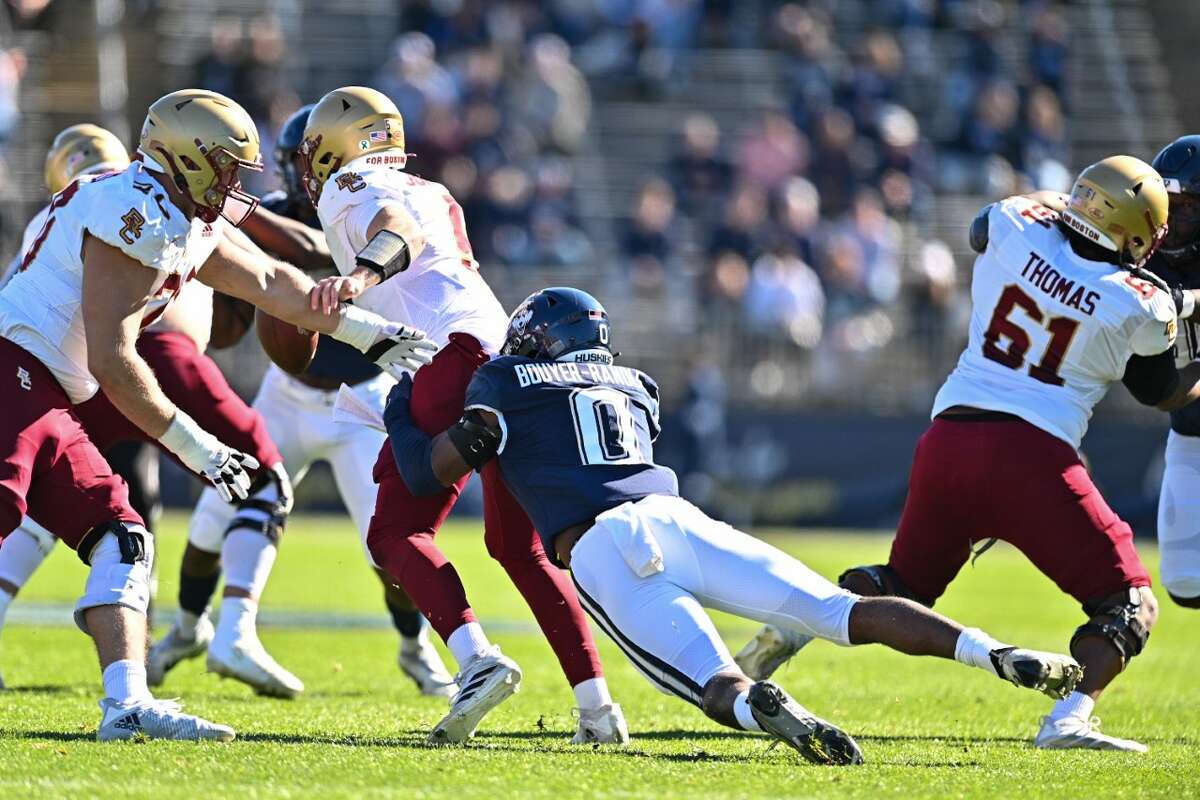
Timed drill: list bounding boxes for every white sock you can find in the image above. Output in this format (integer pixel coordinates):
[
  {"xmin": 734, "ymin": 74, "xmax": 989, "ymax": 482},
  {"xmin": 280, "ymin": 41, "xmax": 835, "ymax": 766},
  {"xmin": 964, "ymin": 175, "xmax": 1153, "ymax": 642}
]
[
  {"xmin": 0, "ymin": 527, "xmax": 53, "ymax": 588},
  {"xmin": 0, "ymin": 587, "xmax": 12, "ymax": 631},
  {"xmin": 176, "ymin": 609, "xmax": 203, "ymax": 639},
  {"xmin": 215, "ymin": 596, "xmax": 257, "ymax": 646},
  {"xmin": 954, "ymin": 627, "xmax": 1007, "ymax": 677},
  {"xmin": 221, "ymin": 529, "xmax": 278, "ymax": 599},
  {"xmin": 1049, "ymin": 691, "xmax": 1095, "ymax": 722},
  {"xmin": 733, "ymin": 689, "xmax": 762, "ymax": 732},
  {"xmin": 446, "ymin": 622, "xmax": 491, "ymax": 669},
  {"xmin": 572, "ymin": 677, "xmax": 613, "ymax": 711},
  {"xmin": 102, "ymin": 659, "xmax": 152, "ymax": 705}
]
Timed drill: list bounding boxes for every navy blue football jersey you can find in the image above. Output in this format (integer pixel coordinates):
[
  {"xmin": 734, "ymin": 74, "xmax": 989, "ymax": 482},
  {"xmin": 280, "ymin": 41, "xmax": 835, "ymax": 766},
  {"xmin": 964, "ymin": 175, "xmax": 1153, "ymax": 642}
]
[
  {"xmin": 261, "ymin": 191, "xmax": 381, "ymax": 385},
  {"xmin": 1149, "ymin": 253, "xmax": 1200, "ymax": 436},
  {"xmin": 465, "ymin": 355, "xmax": 679, "ymax": 557}
]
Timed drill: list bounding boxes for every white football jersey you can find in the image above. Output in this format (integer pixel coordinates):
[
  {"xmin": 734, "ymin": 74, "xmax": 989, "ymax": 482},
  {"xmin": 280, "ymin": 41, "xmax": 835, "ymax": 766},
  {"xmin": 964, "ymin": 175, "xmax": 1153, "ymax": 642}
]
[
  {"xmin": 317, "ymin": 152, "xmax": 507, "ymax": 356},
  {"xmin": 0, "ymin": 160, "xmax": 225, "ymax": 402},
  {"xmin": 933, "ymin": 195, "xmax": 1177, "ymax": 448}
]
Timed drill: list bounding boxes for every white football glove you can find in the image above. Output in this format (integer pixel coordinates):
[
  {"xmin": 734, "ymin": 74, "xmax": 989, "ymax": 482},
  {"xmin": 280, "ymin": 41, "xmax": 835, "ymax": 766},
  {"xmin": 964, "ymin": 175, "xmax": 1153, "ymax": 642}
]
[
  {"xmin": 333, "ymin": 305, "xmax": 439, "ymax": 376},
  {"xmin": 159, "ymin": 411, "xmax": 260, "ymax": 502},
  {"xmin": 368, "ymin": 323, "xmax": 439, "ymax": 378}
]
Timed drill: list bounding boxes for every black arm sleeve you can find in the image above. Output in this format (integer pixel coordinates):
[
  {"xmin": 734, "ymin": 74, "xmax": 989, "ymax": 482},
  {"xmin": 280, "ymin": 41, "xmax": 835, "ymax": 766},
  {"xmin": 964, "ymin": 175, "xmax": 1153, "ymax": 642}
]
[
  {"xmin": 1122, "ymin": 350, "xmax": 1181, "ymax": 406},
  {"xmin": 968, "ymin": 204, "xmax": 995, "ymax": 253}
]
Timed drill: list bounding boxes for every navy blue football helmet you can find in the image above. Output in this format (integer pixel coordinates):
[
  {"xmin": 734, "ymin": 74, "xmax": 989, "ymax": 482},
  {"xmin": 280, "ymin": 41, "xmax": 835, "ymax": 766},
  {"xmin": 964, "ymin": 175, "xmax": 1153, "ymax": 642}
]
[
  {"xmin": 274, "ymin": 104, "xmax": 315, "ymax": 202},
  {"xmin": 1152, "ymin": 134, "xmax": 1200, "ymax": 265},
  {"xmin": 502, "ymin": 287, "xmax": 612, "ymax": 361}
]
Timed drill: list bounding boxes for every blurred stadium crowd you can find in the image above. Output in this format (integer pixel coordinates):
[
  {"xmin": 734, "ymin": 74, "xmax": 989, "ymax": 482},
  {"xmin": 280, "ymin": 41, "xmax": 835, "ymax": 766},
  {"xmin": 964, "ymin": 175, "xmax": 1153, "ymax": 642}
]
[{"xmin": 0, "ymin": 0, "xmax": 1073, "ymax": 411}]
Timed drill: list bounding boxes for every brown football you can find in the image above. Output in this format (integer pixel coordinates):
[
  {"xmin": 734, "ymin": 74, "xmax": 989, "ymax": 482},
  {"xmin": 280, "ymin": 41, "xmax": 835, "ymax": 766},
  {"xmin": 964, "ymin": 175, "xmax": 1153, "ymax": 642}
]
[{"xmin": 255, "ymin": 308, "xmax": 318, "ymax": 375}]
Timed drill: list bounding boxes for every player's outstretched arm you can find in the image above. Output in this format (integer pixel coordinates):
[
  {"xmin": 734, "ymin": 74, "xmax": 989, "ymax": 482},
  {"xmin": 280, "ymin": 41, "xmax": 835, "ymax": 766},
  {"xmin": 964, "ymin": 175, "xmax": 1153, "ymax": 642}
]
[
  {"xmin": 199, "ymin": 233, "xmax": 437, "ymax": 373},
  {"xmin": 240, "ymin": 204, "xmax": 332, "ymax": 272},
  {"xmin": 1156, "ymin": 361, "xmax": 1200, "ymax": 411}
]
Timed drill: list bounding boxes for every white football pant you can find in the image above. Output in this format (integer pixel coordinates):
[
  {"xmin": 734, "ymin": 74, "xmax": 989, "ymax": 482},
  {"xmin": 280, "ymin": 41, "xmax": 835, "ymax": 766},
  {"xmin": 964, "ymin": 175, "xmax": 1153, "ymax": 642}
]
[
  {"xmin": 189, "ymin": 366, "xmax": 393, "ymax": 564},
  {"xmin": 569, "ymin": 494, "xmax": 858, "ymax": 706},
  {"xmin": 1158, "ymin": 430, "xmax": 1200, "ymax": 599}
]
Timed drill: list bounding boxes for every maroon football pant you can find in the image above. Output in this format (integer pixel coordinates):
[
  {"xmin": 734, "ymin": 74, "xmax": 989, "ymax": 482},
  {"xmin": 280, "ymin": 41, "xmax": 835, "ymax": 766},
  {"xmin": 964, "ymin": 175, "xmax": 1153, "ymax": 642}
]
[
  {"xmin": 366, "ymin": 333, "xmax": 603, "ymax": 687},
  {"xmin": 0, "ymin": 337, "xmax": 142, "ymax": 551},
  {"xmin": 888, "ymin": 416, "xmax": 1151, "ymax": 608}
]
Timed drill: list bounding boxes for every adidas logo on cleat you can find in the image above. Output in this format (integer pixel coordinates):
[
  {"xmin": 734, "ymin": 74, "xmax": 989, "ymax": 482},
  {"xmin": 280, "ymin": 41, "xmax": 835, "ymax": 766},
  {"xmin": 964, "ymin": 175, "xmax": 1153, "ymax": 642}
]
[{"xmin": 113, "ymin": 712, "xmax": 142, "ymax": 731}]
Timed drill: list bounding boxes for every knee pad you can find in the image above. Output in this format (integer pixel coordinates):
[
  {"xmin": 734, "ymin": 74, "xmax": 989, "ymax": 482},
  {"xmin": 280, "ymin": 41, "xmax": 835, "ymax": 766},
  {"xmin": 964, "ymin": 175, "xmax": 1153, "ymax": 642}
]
[
  {"xmin": 73, "ymin": 521, "xmax": 154, "ymax": 635},
  {"xmin": 18, "ymin": 517, "xmax": 57, "ymax": 555},
  {"xmin": 224, "ymin": 462, "xmax": 293, "ymax": 544},
  {"xmin": 837, "ymin": 564, "xmax": 922, "ymax": 602},
  {"xmin": 1071, "ymin": 588, "xmax": 1151, "ymax": 661}
]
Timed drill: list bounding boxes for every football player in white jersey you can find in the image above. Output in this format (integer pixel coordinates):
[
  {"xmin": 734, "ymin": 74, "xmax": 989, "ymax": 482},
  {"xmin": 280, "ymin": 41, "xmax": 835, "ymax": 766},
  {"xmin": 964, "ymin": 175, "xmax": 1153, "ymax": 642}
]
[
  {"xmin": 0, "ymin": 123, "xmax": 311, "ymax": 700},
  {"xmin": 737, "ymin": 156, "xmax": 1200, "ymax": 751},
  {"xmin": 299, "ymin": 87, "xmax": 624, "ymax": 744},
  {"xmin": 0, "ymin": 89, "xmax": 433, "ymax": 740},
  {"xmin": 149, "ymin": 104, "xmax": 456, "ymax": 698}
]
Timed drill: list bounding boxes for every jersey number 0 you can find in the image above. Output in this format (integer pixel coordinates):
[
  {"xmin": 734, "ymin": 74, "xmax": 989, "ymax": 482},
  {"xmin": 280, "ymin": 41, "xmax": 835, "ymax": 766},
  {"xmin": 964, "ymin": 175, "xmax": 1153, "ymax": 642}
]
[{"xmin": 569, "ymin": 387, "xmax": 647, "ymax": 466}]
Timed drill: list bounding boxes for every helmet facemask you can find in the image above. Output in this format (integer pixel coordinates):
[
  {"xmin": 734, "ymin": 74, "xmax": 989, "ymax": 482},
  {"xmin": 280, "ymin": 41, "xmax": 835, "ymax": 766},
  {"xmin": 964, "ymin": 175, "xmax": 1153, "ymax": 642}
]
[
  {"xmin": 298, "ymin": 134, "xmax": 339, "ymax": 207},
  {"xmin": 1161, "ymin": 191, "xmax": 1200, "ymax": 266},
  {"xmin": 198, "ymin": 146, "xmax": 262, "ymax": 226}
]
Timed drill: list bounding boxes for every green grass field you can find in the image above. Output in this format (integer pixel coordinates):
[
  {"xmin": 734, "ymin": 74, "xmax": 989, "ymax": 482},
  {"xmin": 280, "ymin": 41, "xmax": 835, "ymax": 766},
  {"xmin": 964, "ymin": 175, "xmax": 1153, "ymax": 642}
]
[{"xmin": 1, "ymin": 512, "xmax": 1198, "ymax": 798}]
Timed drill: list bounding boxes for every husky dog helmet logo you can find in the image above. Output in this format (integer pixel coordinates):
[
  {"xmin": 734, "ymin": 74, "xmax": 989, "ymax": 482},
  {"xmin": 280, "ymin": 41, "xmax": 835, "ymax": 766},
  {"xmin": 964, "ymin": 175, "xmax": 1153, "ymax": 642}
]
[{"xmin": 508, "ymin": 302, "xmax": 534, "ymax": 336}]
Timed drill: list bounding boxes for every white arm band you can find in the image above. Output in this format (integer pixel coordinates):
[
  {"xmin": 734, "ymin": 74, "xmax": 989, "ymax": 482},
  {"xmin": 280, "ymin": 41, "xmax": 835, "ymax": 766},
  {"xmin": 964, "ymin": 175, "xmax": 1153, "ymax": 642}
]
[{"xmin": 1182, "ymin": 290, "xmax": 1196, "ymax": 320}]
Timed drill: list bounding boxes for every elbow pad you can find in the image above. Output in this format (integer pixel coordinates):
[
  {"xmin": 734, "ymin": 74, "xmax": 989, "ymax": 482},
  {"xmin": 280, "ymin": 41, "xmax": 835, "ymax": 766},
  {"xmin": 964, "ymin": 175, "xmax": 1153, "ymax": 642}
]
[
  {"xmin": 356, "ymin": 230, "xmax": 410, "ymax": 282},
  {"xmin": 968, "ymin": 204, "xmax": 994, "ymax": 253},
  {"xmin": 447, "ymin": 410, "xmax": 502, "ymax": 469},
  {"xmin": 1122, "ymin": 351, "xmax": 1180, "ymax": 406}
]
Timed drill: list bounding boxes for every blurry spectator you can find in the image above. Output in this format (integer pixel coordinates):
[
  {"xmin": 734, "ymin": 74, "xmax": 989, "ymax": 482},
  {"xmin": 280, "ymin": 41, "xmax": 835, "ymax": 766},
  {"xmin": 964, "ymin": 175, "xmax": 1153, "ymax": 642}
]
[
  {"xmin": 0, "ymin": 46, "xmax": 23, "ymax": 144},
  {"xmin": 956, "ymin": 79, "xmax": 1021, "ymax": 167},
  {"xmin": 809, "ymin": 108, "xmax": 862, "ymax": 217},
  {"xmin": 835, "ymin": 190, "xmax": 902, "ymax": 307},
  {"xmin": 623, "ymin": 177, "xmax": 682, "ymax": 268},
  {"xmin": 1029, "ymin": 4, "xmax": 1069, "ymax": 97},
  {"xmin": 1021, "ymin": 84, "xmax": 1068, "ymax": 176},
  {"xmin": 373, "ymin": 32, "xmax": 458, "ymax": 137},
  {"xmin": 841, "ymin": 29, "xmax": 903, "ymax": 129},
  {"xmin": 193, "ymin": 20, "xmax": 245, "ymax": 102},
  {"xmin": 772, "ymin": 177, "xmax": 821, "ymax": 267},
  {"xmin": 743, "ymin": 249, "xmax": 825, "ymax": 349},
  {"xmin": 669, "ymin": 113, "xmax": 732, "ymax": 220},
  {"xmin": 907, "ymin": 239, "xmax": 961, "ymax": 363},
  {"xmin": 736, "ymin": 109, "xmax": 809, "ymax": 192},
  {"xmin": 774, "ymin": 4, "xmax": 841, "ymax": 131},
  {"xmin": 709, "ymin": 184, "xmax": 771, "ymax": 263},
  {"xmin": 515, "ymin": 34, "xmax": 592, "ymax": 154},
  {"xmin": 700, "ymin": 251, "xmax": 750, "ymax": 314}
]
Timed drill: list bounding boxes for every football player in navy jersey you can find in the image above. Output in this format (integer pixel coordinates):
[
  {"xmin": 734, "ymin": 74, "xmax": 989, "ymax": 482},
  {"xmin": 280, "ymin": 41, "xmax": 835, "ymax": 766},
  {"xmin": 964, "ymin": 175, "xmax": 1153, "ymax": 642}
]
[
  {"xmin": 1148, "ymin": 135, "xmax": 1200, "ymax": 609},
  {"xmin": 382, "ymin": 287, "xmax": 1085, "ymax": 765},
  {"xmin": 149, "ymin": 105, "xmax": 456, "ymax": 698}
]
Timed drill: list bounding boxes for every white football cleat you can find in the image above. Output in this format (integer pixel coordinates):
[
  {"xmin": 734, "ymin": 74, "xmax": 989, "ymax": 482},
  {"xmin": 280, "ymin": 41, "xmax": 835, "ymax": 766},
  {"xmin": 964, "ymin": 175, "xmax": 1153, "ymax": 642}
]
[
  {"xmin": 96, "ymin": 697, "xmax": 235, "ymax": 742},
  {"xmin": 148, "ymin": 616, "xmax": 214, "ymax": 687},
  {"xmin": 571, "ymin": 703, "xmax": 629, "ymax": 744},
  {"xmin": 429, "ymin": 646, "xmax": 521, "ymax": 744},
  {"xmin": 1034, "ymin": 715, "xmax": 1148, "ymax": 752},
  {"xmin": 399, "ymin": 632, "xmax": 458, "ymax": 698},
  {"xmin": 207, "ymin": 637, "xmax": 304, "ymax": 699},
  {"xmin": 734, "ymin": 624, "xmax": 813, "ymax": 681}
]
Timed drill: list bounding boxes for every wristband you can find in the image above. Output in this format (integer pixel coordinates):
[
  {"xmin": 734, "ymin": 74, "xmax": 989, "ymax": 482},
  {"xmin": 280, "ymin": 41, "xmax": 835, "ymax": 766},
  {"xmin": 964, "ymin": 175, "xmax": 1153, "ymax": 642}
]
[
  {"xmin": 158, "ymin": 410, "xmax": 218, "ymax": 471},
  {"xmin": 355, "ymin": 230, "xmax": 410, "ymax": 282},
  {"xmin": 332, "ymin": 305, "xmax": 388, "ymax": 352}
]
